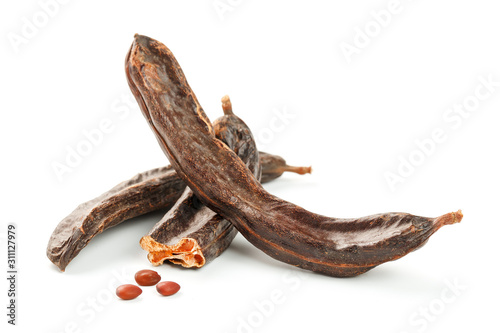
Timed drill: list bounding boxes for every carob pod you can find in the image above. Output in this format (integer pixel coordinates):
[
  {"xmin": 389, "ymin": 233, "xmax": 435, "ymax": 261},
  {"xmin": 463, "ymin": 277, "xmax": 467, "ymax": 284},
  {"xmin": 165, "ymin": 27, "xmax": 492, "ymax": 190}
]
[
  {"xmin": 47, "ymin": 153, "xmax": 308, "ymax": 271},
  {"xmin": 47, "ymin": 165, "xmax": 184, "ymax": 271},
  {"xmin": 125, "ymin": 34, "xmax": 463, "ymax": 278},
  {"xmin": 140, "ymin": 96, "xmax": 262, "ymax": 267}
]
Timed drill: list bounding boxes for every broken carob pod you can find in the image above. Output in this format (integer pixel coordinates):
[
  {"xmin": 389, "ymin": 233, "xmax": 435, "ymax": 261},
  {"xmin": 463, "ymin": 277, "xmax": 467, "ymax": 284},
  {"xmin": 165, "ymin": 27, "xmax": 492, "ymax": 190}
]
[
  {"xmin": 140, "ymin": 95, "xmax": 266, "ymax": 267},
  {"xmin": 125, "ymin": 34, "xmax": 462, "ymax": 278},
  {"xmin": 47, "ymin": 155, "xmax": 308, "ymax": 271}
]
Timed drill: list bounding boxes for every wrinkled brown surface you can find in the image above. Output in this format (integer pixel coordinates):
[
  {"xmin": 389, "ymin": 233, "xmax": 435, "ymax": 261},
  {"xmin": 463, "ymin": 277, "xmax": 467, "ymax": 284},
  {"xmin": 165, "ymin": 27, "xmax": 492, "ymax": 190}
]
[
  {"xmin": 46, "ymin": 166, "xmax": 184, "ymax": 271},
  {"xmin": 126, "ymin": 34, "xmax": 462, "ymax": 277},
  {"xmin": 46, "ymin": 150, "xmax": 303, "ymax": 271}
]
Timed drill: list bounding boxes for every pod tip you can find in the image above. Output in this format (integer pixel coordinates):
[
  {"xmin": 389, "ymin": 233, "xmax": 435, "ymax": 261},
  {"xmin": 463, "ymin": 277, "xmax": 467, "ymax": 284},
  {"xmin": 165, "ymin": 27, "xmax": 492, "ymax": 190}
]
[
  {"xmin": 454, "ymin": 209, "xmax": 463, "ymax": 223},
  {"xmin": 221, "ymin": 95, "xmax": 233, "ymax": 115},
  {"xmin": 284, "ymin": 165, "xmax": 312, "ymax": 175},
  {"xmin": 435, "ymin": 210, "xmax": 463, "ymax": 228}
]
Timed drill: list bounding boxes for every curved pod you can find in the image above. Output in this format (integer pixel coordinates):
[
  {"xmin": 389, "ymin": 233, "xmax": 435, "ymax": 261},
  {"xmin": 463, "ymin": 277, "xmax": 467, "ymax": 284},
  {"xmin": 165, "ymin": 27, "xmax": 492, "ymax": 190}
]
[{"xmin": 126, "ymin": 34, "xmax": 462, "ymax": 277}]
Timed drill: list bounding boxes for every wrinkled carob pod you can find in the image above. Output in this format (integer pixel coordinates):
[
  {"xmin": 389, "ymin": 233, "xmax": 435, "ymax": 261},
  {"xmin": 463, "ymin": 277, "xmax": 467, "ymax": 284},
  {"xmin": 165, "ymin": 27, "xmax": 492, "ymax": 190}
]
[
  {"xmin": 140, "ymin": 95, "xmax": 262, "ymax": 267},
  {"xmin": 126, "ymin": 34, "xmax": 462, "ymax": 277},
  {"xmin": 47, "ymin": 165, "xmax": 184, "ymax": 271},
  {"xmin": 46, "ymin": 151, "xmax": 307, "ymax": 271}
]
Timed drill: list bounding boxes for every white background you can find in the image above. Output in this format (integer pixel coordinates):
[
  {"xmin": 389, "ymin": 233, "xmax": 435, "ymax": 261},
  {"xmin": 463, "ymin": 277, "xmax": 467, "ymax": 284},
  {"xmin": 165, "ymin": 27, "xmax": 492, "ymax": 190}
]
[{"xmin": 1, "ymin": 1, "xmax": 499, "ymax": 332}]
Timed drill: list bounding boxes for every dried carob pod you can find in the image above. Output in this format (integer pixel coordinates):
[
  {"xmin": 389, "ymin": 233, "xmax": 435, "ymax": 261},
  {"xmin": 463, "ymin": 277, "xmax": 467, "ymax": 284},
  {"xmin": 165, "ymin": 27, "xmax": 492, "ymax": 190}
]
[
  {"xmin": 47, "ymin": 153, "xmax": 308, "ymax": 271},
  {"xmin": 140, "ymin": 96, "xmax": 262, "ymax": 267},
  {"xmin": 125, "ymin": 34, "xmax": 463, "ymax": 277},
  {"xmin": 47, "ymin": 165, "xmax": 184, "ymax": 271}
]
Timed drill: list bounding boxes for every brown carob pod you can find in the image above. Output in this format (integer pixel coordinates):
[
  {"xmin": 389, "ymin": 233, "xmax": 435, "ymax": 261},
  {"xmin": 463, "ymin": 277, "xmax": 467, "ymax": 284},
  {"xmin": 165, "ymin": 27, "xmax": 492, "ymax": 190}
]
[
  {"xmin": 46, "ymin": 153, "xmax": 307, "ymax": 271},
  {"xmin": 47, "ymin": 165, "xmax": 185, "ymax": 271},
  {"xmin": 125, "ymin": 34, "xmax": 462, "ymax": 277},
  {"xmin": 140, "ymin": 96, "xmax": 262, "ymax": 268}
]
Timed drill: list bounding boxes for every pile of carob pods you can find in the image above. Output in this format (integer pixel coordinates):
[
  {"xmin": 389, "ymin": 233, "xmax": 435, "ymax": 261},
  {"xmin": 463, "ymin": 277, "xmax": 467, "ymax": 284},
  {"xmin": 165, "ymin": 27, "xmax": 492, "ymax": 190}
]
[{"xmin": 47, "ymin": 35, "xmax": 462, "ymax": 283}]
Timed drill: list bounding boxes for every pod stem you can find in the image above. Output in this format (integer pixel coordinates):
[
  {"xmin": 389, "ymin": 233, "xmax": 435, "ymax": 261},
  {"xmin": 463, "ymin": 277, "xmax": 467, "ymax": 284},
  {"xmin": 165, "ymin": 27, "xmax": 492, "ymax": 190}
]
[
  {"xmin": 281, "ymin": 165, "xmax": 312, "ymax": 175},
  {"xmin": 221, "ymin": 95, "xmax": 234, "ymax": 115},
  {"xmin": 435, "ymin": 210, "xmax": 463, "ymax": 228}
]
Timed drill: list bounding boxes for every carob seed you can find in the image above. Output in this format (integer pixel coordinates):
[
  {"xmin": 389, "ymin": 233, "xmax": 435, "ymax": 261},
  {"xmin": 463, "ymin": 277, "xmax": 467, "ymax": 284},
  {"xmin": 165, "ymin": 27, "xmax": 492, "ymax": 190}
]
[
  {"xmin": 116, "ymin": 284, "xmax": 142, "ymax": 300},
  {"xmin": 156, "ymin": 281, "xmax": 180, "ymax": 296},
  {"xmin": 134, "ymin": 270, "xmax": 161, "ymax": 286}
]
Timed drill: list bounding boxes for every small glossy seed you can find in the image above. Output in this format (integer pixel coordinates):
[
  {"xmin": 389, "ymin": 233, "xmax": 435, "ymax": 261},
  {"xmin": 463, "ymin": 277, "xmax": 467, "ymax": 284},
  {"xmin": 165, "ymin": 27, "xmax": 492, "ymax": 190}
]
[
  {"xmin": 156, "ymin": 281, "xmax": 180, "ymax": 296},
  {"xmin": 116, "ymin": 284, "xmax": 142, "ymax": 300},
  {"xmin": 134, "ymin": 269, "xmax": 161, "ymax": 286}
]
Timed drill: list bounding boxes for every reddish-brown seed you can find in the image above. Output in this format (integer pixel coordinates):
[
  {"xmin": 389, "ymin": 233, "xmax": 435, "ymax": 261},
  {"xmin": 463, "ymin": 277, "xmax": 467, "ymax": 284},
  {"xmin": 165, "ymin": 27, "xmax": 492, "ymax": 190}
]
[
  {"xmin": 156, "ymin": 281, "xmax": 180, "ymax": 296},
  {"xmin": 134, "ymin": 269, "xmax": 161, "ymax": 286},
  {"xmin": 116, "ymin": 284, "xmax": 142, "ymax": 300}
]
